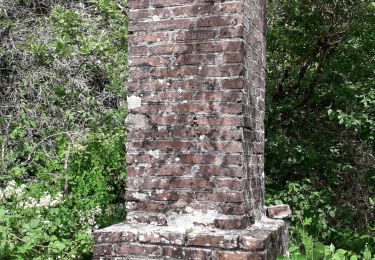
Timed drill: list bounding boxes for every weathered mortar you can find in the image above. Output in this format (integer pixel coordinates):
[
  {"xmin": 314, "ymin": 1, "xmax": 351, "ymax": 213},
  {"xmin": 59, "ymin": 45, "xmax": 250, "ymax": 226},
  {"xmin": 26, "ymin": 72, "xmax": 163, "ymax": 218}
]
[{"xmin": 94, "ymin": 0, "xmax": 290, "ymax": 259}]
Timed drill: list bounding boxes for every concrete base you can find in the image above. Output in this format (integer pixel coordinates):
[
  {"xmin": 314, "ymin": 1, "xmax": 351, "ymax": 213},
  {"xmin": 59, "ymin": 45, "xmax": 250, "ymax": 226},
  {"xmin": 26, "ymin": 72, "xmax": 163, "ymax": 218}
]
[{"xmin": 93, "ymin": 216, "xmax": 288, "ymax": 260}]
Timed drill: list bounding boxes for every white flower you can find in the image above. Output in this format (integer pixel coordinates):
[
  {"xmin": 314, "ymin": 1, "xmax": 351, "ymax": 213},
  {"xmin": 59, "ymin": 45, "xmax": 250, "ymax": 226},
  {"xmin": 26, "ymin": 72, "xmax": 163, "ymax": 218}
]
[
  {"xmin": 15, "ymin": 188, "xmax": 23, "ymax": 198},
  {"xmin": 8, "ymin": 180, "xmax": 16, "ymax": 187},
  {"xmin": 87, "ymin": 215, "xmax": 95, "ymax": 225},
  {"xmin": 42, "ymin": 220, "xmax": 51, "ymax": 225},
  {"xmin": 4, "ymin": 187, "xmax": 14, "ymax": 198},
  {"xmin": 95, "ymin": 205, "xmax": 102, "ymax": 215}
]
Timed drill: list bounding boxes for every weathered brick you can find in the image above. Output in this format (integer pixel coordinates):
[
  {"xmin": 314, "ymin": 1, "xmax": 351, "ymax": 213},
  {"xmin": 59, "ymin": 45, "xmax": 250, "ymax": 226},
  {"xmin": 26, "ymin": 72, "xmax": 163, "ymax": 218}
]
[
  {"xmin": 172, "ymin": 4, "xmax": 214, "ymax": 17},
  {"xmin": 93, "ymin": 245, "xmax": 112, "ymax": 256},
  {"xmin": 221, "ymin": 203, "xmax": 247, "ymax": 215},
  {"xmin": 151, "ymin": 191, "xmax": 193, "ymax": 202},
  {"xmin": 187, "ymin": 233, "xmax": 238, "ymax": 249},
  {"xmin": 197, "ymin": 15, "xmax": 242, "ymax": 28},
  {"xmin": 266, "ymin": 205, "xmax": 291, "ymax": 219},
  {"xmin": 214, "ymin": 216, "xmax": 251, "ymax": 230},
  {"xmin": 128, "ymin": 0, "xmax": 150, "ymax": 9},
  {"xmin": 138, "ymin": 230, "xmax": 185, "ymax": 245},
  {"xmin": 170, "ymin": 178, "xmax": 214, "ymax": 190},
  {"xmin": 183, "ymin": 248, "xmax": 212, "ymax": 259},
  {"xmin": 220, "ymin": 2, "xmax": 244, "ymax": 13},
  {"xmin": 174, "ymin": 53, "xmax": 216, "ymax": 65},
  {"xmin": 196, "ymin": 192, "xmax": 245, "ymax": 203},
  {"xmin": 238, "ymin": 235, "xmax": 266, "ymax": 251},
  {"xmin": 114, "ymin": 244, "xmax": 161, "ymax": 256},
  {"xmin": 196, "ymin": 166, "xmax": 243, "ymax": 178},
  {"xmin": 151, "ymin": 0, "xmax": 194, "ymax": 8},
  {"xmin": 162, "ymin": 246, "xmax": 183, "ymax": 258},
  {"xmin": 212, "ymin": 250, "xmax": 263, "ymax": 260}
]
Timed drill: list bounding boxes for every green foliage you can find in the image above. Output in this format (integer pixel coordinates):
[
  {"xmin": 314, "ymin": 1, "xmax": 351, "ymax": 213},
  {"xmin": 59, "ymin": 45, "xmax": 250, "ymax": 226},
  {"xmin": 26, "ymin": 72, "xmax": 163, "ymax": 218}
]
[
  {"xmin": 0, "ymin": 0, "xmax": 127, "ymax": 258},
  {"xmin": 267, "ymin": 181, "xmax": 375, "ymax": 255},
  {"xmin": 266, "ymin": 0, "xmax": 374, "ymax": 257}
]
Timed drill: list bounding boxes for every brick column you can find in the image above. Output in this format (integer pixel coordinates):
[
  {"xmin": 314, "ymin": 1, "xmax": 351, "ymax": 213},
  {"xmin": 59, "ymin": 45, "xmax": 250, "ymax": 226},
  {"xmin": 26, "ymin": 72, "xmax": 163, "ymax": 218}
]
[{"xmin": 93, "ymin": 0, "xmax": 289, "ymax": 259}]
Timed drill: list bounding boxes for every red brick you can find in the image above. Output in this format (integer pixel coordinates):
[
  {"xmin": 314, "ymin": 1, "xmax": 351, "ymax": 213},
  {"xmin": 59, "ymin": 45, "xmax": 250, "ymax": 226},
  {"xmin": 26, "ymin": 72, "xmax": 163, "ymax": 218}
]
[
  {"xmin": 238, "ymin": 235, "xmax": 266, "ymax": 250},
  {"xmin": 163, "ymin": 246, "xmax": 183, "ymax": 258},
  {"xmin": 128, "ymin": 0, "xmax": 150, "ymax": 9},
  {"xmin": 151, "ymin": 191, "xmax": 193, "ymax": 202},
  {"xmin": 127, "ymin": 178, "xmax": 171, "ymax": 190},
  {"xmin": 93, "ymin": 245, "xmax": 112, "ymax": 256},
  {"xmin": 220, "ymin": 78, "xmax": 244, "ymax": 89},
  {"xmin": 130, "ymin": 201, "xmax": 168, "ymax": 213},
  {"xmin": 114, "ymin": 244, "xmax": 161, "ymax": 256},
  {"xmin": 196, "ymin": 192, "xmax": 245, "ymax": 203},
  {"xmin": 176, "ymin": 30, "xmax": 217, "ymax": 42},
  {"xmin": 170, "ymin": 178, "xmax": 214, "ymax": 190},
  {"xmin": 220, "ymin": 26, "xmax": 244, "ymax": 38},
  {"xmin": 130, "ymin": 56, "xmax": 169, "ymax": 66},
  {"xmin": 138, "ymin": 230, "xmax": 184, "ymax": 245},
  {"xmin": 177, "ymin": 5, "xmax": 214, "ymax": 17},
  {"xmin": 196, "ymin": 166, "xmax": 243, "ymax": 178},
  {"xmin": 197, "ymin": 15, "xmax": 242, "ymax": 28},
  {"xmin": 212, "ymin": 250, "xmax": 263, "ymax": 260},
  {"xmin": 174, "ymin": 53, "xmax": 216, "ymax": 65},
  {"xmin": 221, "ymin": 2, "xmax": 244, "ymax": 13},
  {"xmin": 221, "ymin": 203, "xmax": 247, "ymax": 215},
  {"xmin": 223, "ymin": 52, "xmax": 243, "ymax": 63},
  {"xmin": 151, "ymin": 0, "xmax": 194, "ymax": 8},
  {"xmin": 196, "ymin": 41, "xmax": 243, "ymax": 53},
  {"xmin": 216, "ymin": 179, "xmax": 245, "ymax": 190},
  {"xmin": 183, "ymin": 248, "xmax": 212, "ymax": 260},
  {"xmin": 187, "ymin": 233, "xmax": 238, "ymax": 249}
]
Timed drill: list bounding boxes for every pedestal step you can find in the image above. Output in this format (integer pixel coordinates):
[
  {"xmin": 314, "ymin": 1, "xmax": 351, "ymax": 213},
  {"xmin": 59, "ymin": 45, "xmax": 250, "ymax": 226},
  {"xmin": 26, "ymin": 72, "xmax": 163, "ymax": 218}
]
[{"xmin": 93, "ymin": 217, "xmax": 288, "ymax": 260}]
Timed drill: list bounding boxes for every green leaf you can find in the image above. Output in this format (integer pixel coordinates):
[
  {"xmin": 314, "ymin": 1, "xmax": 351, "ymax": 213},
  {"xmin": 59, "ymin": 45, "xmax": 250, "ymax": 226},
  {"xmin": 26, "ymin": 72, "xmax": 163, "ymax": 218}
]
[
  {"xmin": 313, "ymin": 242, "xmax": 325, "ymax": 259},
  {"xmin": 29, "ymin": 219, "xmax": 40, "ymax": 229},
  {"xmin": 335, "ymin": 249, "xmax": 347, "ymax": 255},
  {"xmin": 363, "ymin": 247, "xmax": 372, "ymax": 260},
  {"xmin": 330, "ymin": 244, "xmax": 335, "ymax": 253}
]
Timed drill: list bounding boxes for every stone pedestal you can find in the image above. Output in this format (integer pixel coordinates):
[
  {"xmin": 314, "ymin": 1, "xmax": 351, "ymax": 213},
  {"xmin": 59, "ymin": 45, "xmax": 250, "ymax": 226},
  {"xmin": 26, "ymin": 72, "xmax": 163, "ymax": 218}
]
[
  {"xmin": 94, "ymin": 0, "xmax": 289, "ymax": 259},
  {"xmin": 94, "ymin": 216, "xmax": 288, "ymax": 259}
]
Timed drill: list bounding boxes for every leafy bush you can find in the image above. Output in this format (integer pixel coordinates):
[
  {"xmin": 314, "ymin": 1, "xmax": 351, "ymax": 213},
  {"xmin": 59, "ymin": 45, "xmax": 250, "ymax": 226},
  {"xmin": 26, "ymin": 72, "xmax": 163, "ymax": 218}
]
[
  {"xmin": 266, "ymin": 0, "xmax": 374, "ymax": 257},
  {"xmin": 0, "ymin": 0, "xmax": 128, "ymax": 258},
  {"xmin": 266, "ymin": 181, "xmax": 375, "ymax": 257}
]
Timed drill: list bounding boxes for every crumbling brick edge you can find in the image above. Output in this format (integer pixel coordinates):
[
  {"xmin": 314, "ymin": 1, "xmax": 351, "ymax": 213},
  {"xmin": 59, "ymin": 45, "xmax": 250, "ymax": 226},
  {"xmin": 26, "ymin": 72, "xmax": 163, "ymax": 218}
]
[{"xmin": 93, "ymin": 206, "xmax": 291, "ymax": 260}]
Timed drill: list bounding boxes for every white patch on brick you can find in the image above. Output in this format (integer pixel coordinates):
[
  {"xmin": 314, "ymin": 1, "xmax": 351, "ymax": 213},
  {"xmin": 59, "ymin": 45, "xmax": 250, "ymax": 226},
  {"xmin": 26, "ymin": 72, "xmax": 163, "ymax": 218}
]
[
  {"xmin": 132, "ymin": 192, "xmax": 148, "ymax": 201},
  {"xmin": 148, "ymin": 150, "xmax": 160, "ymax": 159},
  {"xmin": 166, "ymin": 210, "xmax": 220, "ymax": 232},
  {"xmin": 191, "ymin": 165, "xmax": 200, "ymax": 175},
  {"xmin": 199, "ymin": 135, "xmax": 205, "ymax": 140},
  {"xmin": 125, "ymin": 114, "xmax": 149, "ymax": 130},
  {"xmin": 152, "ymin": 15, "xmax": 160, "ymax": 22},
  {"xmin": 127, "ymin": 95, "xmax": 142, "ymax": 110}
]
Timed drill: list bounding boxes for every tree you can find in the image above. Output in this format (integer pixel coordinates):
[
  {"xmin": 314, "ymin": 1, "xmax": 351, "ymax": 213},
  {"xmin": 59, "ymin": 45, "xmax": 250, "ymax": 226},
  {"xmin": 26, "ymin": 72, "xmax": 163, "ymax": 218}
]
[{"xmin": 266, "ymin": 0, "xmax": 374, "ymax": 253}]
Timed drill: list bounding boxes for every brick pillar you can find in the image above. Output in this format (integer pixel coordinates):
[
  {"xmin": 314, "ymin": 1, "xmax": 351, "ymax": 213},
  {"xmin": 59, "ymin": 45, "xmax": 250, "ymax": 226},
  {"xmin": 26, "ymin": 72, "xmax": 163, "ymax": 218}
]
[{"xmin": 93, "ymin": 0, "xmax": 290, "ymax": 259}]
